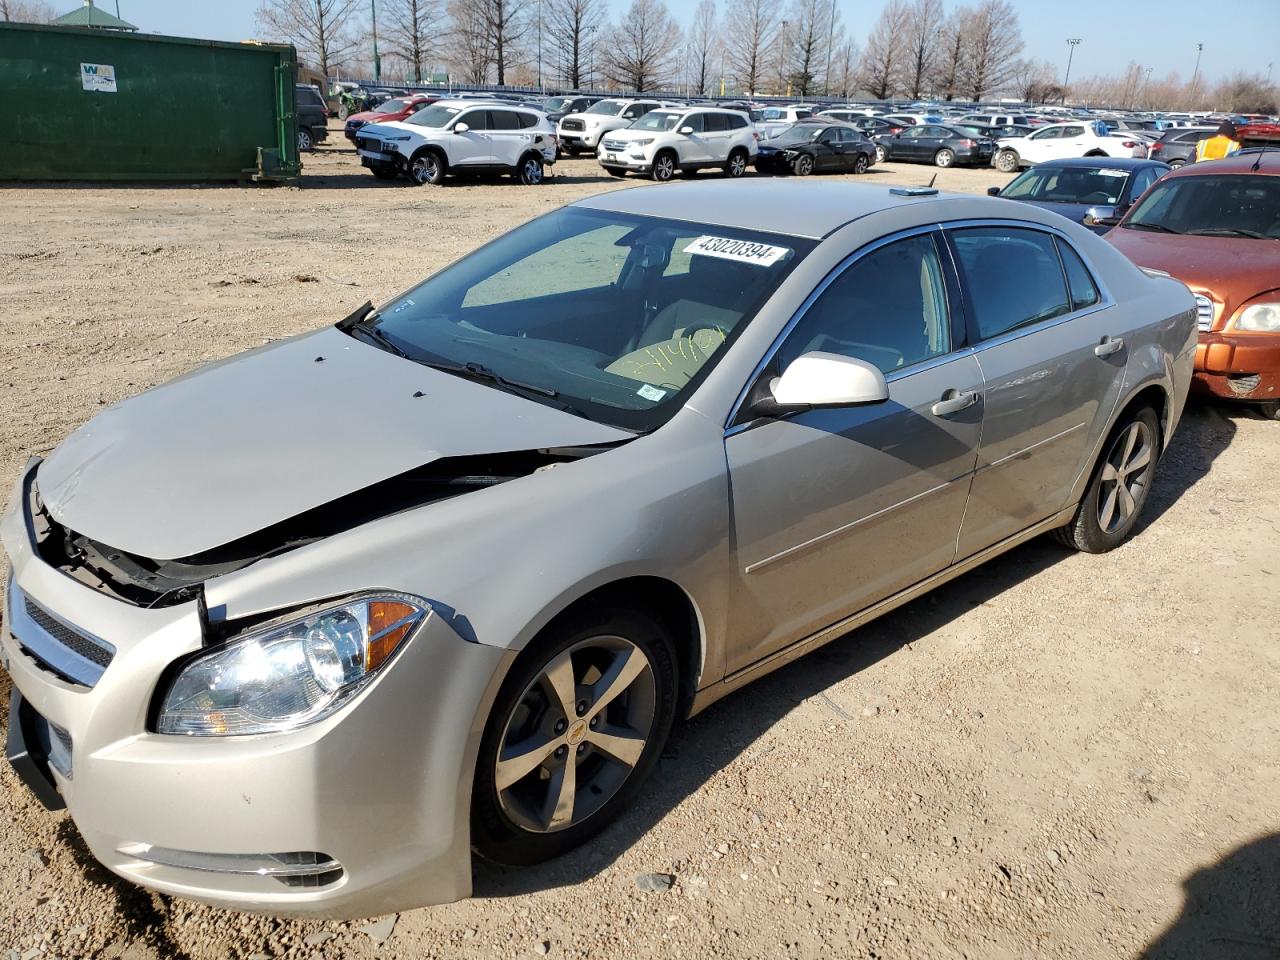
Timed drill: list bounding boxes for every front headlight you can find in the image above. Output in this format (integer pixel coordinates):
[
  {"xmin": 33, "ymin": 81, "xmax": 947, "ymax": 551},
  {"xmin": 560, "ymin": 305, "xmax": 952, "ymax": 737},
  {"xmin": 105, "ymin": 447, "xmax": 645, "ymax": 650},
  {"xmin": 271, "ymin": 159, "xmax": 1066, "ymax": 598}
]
[
  {"xmin": 157, "ymin": 594, "xmax": 427, "ymax": 737},
  {"xmin": 633, "ymin": 138, "xmax": 655, "ymax": 146},
  {"xmin": 1234, "ymin": 302, "xmax": 1280, "ymax": 332}
]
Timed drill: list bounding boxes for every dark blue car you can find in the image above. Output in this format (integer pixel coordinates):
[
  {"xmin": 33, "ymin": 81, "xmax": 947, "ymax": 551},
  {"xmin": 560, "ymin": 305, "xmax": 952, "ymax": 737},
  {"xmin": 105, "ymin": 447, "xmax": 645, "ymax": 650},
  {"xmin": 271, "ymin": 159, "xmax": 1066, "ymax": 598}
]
[{"xmin": 988, "ymin": 157, "xmax": 1170, "ymax": 233}]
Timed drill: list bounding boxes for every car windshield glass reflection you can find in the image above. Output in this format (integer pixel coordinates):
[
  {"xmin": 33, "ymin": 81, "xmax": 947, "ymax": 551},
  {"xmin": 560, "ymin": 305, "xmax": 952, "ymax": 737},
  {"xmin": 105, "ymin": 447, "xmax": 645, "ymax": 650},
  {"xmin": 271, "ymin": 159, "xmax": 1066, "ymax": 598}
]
[
  {"xmin": 406, "ymin": 104, "xmax": 462, "ymax": 127},
  {"xmin": 353, "ymin": 209, "xmax": 816, "ymax": 431},
  {"xmin": 1003, "ymin": 166, "xmax": 1131, "ymax": 205},
  {"xmin": 631, "ymin": 111, "xmax": 681, "ymax": 131},
  {"xmin": 1125, "ymin": 175, "xmax": 1280, "ymax": 238}
]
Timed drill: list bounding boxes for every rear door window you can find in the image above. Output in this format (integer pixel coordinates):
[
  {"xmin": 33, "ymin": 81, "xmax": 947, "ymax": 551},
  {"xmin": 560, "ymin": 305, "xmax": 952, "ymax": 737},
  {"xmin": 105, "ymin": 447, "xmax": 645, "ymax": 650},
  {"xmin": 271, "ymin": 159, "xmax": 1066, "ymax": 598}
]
[
  {"xmin": 488, "ymin": 110, "xmax": 521, "ymax": 131},
  {"xmin": 949, "ymin": 227, "xmax": 1072, "ymax": 340},
  {"xmin": 703, "ymin": 113, "xmax": 729, "ymax": 132}
]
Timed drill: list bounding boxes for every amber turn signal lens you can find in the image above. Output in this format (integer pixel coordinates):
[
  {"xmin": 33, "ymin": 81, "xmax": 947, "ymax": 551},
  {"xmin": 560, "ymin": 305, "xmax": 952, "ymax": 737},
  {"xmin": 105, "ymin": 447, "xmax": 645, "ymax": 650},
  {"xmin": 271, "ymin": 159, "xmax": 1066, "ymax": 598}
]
[{"xmin": 367, "ymin": 600, "xmax": 420, "ymax": 671}]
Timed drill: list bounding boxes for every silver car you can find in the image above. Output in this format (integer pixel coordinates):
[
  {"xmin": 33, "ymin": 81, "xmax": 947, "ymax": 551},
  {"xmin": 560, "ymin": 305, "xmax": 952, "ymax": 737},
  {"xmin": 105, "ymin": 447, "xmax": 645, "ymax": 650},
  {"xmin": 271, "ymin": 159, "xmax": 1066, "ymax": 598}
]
[{"xmin": 2, "ymin": 181, "xmax": 1196, "ymax": 918}]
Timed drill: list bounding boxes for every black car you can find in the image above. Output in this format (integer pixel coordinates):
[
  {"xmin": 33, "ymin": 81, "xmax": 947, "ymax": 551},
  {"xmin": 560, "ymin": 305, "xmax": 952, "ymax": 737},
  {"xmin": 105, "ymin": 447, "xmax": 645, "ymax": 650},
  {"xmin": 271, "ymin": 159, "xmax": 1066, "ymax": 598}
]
[
  {"xmin": 873, "ymin": 124, "xmax": 995, "ymax": 168},
  {"xmin": 294, "ymin": 84, "xmax": 330, "ymax": 153},
  {"xmin": 1146, "ymin": 127, "xmax": 1216, "ymax": 168},
  {"xmin": 819, "ymin": 114, "xmax": 908, "ymax": 137},
  {"xmin": 541, "ymin": 94, "xmax": 603, "ymax": 124},
  {"xmin": 988, "ymin": 156, "xmax": 1169, "ymax": 233},
  {"xmin": 963, "ymin": 123, "xmax": 1034, "ymax": 141},
  {"xmin": 755, "ymin": 123, "xmax": 875, "ymax": 176}
]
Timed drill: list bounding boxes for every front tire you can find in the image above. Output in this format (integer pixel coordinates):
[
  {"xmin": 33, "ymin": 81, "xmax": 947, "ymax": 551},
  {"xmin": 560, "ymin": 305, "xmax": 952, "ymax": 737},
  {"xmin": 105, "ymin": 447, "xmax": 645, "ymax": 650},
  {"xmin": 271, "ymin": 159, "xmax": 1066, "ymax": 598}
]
[
  {"xmin": 369, "ymin": 162, "xmax": 398, "ymax": 180},
  {"xmin": 651, "ymin": 151, "xmax": 677, "ymax": 182},
  {"xmin": 792, "ymin": 153, "xmax": 815, "ymax": 176},
  {"xmin": 409, "ymin": 150, "xmax": 445, "ymax": 186},
  {"xmin": 1054, "ymin": 406, "xmax": 1160, "ymax": 553},
  {"xmin": 472, "ymin": 607, "xmax": 678, "ymax": 866},
  {"xmin": 874, "ymin": 144, "xmax": 887, "ymax": 164},
  {"xmin": 724, "ymin": 148, "xmax": 749, "ymax": 178},
  {"xmin": 934, "ymin": 148, "xmax": 954, "ymax": 168},
  {"xmin": 995, "ymin": 149, "xmax": 1020, "ymax": 173}
]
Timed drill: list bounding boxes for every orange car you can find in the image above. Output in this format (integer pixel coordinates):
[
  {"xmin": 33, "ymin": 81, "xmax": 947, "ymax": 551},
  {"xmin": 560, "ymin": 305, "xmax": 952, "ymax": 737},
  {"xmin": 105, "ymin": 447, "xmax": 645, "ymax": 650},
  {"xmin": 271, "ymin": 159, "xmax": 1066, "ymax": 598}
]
[{"xmin": 1107, "ymin": 151, "xmax": 1280, "ymax": 418}]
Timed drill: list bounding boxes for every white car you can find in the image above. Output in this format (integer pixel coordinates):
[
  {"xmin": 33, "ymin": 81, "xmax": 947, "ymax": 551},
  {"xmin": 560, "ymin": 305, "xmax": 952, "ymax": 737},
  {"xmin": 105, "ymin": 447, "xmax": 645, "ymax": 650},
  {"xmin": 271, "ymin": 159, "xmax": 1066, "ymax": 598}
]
[
  {"xmin": 958, "ymin": 112, "xmax": 1036, "ymax": 128},
  {"xmin": 354, "ymin": 99, "xmax": 557, "ymax": 185},
  {"xmin": 758, "ymin": 104, "xmax": 818, "ymax": 139},
  {"xmin": 597, "ymin": 107, "xmax": 758, "ymax": 181},
  {"xmin": 557, "ymin": 98, "xmax": 679, "ymax": 154},
  {"xmin": 993, "ymin": 120, "xmax": 1139, "ymax": 173}
]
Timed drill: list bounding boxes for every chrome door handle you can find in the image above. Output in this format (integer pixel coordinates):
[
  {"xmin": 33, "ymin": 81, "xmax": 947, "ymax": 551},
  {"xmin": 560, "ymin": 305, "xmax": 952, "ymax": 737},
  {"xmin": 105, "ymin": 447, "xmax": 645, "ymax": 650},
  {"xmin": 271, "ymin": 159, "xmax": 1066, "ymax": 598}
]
[
  {"xmin": 931, "ymin": 389, "xmax": 979, "ymax": 416},
  {"xmin": 1094, "ymin": 336, "xmax": 1125, "ymax": 357}
]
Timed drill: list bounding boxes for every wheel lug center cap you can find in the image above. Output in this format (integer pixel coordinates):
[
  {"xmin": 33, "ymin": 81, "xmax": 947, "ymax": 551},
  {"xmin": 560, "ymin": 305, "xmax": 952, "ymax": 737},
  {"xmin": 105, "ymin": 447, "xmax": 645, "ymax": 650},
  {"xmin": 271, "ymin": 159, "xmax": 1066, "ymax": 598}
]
[{"xmin": 566, "ymin": 719, "xmax": 588, "ymax": 746}]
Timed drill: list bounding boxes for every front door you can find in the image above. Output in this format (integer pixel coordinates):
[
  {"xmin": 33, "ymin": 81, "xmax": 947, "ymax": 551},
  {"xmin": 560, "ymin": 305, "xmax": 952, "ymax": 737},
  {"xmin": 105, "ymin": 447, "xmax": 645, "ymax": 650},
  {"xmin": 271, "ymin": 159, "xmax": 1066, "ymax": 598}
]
[
  {"xmin": 724, "ymin": 231, "xmax": 983, "ymax": 672},
  {"xmin": 1021, "ymin": 126, "xmax": 1063, "ymax": 163},
  {"xmin": 946, "ymin": 225, "xmax": 1129, "ymax": 557},
  {"xmin": 448, "ymin": 109, "xmax": 492, "ymax": 165}
]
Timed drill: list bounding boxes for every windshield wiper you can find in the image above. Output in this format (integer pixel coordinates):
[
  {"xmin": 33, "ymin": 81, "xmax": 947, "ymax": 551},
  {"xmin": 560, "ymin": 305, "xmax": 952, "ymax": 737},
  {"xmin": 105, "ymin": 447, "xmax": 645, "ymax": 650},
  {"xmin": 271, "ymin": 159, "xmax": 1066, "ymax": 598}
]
[
  {"xmin": 1122, "ymin": 221, "xmax": 1181, "ymax": 234},
  {"xmin": 1186, "ymin": 227, "xmax": 1272, "ymax": 240},
  {"xmin": 422, "ymin": 359, "xmax": 559, "ymax": 397}
]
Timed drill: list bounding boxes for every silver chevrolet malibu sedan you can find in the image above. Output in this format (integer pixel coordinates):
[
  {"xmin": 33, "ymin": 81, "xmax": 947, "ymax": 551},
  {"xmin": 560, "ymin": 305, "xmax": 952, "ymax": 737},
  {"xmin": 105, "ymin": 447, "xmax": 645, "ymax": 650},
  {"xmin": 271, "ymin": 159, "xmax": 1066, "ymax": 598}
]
[{"xmin": 2, "ymin": 180, "xmax": 1195, "ymax": 917}]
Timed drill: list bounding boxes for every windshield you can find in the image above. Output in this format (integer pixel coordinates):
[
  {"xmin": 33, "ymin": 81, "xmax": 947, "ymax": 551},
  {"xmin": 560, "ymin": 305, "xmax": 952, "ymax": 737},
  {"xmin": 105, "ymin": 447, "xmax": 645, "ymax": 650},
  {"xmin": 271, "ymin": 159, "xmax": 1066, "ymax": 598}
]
[
  {"xmin": 586, "ymin": 99, "xmax": 623, "ymax": 115},
  {"xmin": 376, "ymin": 98, "xmax": 408, "ymax": 114},
  {"xmin": 353, "ymin": 208, "xmax": 816, "ymax": 431},
  {"xmin": 406, "ymin": 103, "xmax": 463, "ymax": 127},
  {"xmin": 1124, "ymin": 174, "xmax": 1280, "ymax": 238},
  {"xmin": 631, "ymin": 111, "xmax": 682, "ymax": 131},
  {"xmin": 542, "ymin": 96, "xmax": 571, "ymax": 112},
  {"xmin": 775, "ymin": 126, "xmax": 830, "ymax": 145},
  {"xmin": 1003, "ymin": 165, "xmax": 1131, "ymax": 205},
  {"xmin": 761, "ymin": 108, "xmax": 786, "ymax": 120}
]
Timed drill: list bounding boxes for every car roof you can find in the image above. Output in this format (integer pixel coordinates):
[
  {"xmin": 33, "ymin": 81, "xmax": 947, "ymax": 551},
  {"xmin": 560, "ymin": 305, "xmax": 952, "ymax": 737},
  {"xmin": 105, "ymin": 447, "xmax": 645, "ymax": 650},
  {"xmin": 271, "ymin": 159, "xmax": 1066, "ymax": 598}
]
[
  {"xmin": 1032, "ymin": 157, "xmax": 1167, "ymax": 171},
  {"xmin": 1162, "ymin": 153, "xmax": 1280, "ymax": 177},
  {"xmin": 574, "ymin": 180, "xmax": 981, "ymax": 240}
]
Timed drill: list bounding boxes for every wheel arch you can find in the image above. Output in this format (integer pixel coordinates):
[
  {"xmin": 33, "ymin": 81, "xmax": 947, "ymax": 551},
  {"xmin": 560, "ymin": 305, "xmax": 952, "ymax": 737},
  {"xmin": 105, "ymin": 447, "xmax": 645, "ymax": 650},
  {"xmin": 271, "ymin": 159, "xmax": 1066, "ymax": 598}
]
[
  {"xmin": 1065, "ymin": 377, "xmax": 1171, "ymax": 510},
  {"xmin": 410, "ymin": 143, "xmax": 448, "ymax": 170},
  {"xmin": 517, "ymin": 575, "xmax": 706, "ymax": 720}
]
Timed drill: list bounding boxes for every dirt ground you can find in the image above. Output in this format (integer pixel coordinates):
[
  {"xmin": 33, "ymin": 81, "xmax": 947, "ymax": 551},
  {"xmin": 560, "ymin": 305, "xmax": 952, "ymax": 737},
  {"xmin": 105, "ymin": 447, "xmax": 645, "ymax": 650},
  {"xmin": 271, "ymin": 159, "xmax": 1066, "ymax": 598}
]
[{"xmin": 1, "ymin": 127, "xmax": 1278, "ymax": 960}]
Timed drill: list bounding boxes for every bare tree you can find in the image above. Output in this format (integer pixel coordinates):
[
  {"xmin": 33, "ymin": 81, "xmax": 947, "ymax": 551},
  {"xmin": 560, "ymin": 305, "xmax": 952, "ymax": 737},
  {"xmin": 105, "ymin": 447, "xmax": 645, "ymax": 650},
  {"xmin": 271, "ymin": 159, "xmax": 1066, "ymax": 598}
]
[
  {"xmin": 781, "ymin": 0, "xmax": 839, "ymax": 97},
  {"xmin": 956, "ymin": 0, "xmax": 1023, "ymax": 101},
  {"xmin": 547, "ymin": 0, "xmax": 606, "ymax": 88},
  {"xmin": 828, "ymin": 37, "xmax": 859, "ymax": 98},
  {"xmin": 684, "ymin": 0, "xmax": 718, "ymax": 97},
  {"xmin": 446, "ymin": 0, "xmax": 493, "ymax": 82},
  {"xmin": 901, "ymin": 0, "xmax": 942, "ymax": 100},
  {"xmin": 0, "ymin": 0, "xmax": 53, "ymax": 21},
  {"xmin": 604, "ymin": 0, "xmax": 681, "ymax": 92},
  {"xmin": 381, "ymin": 0, "xmax": 440, "ymax": 81},
  {"xmin": 858, "ymin": 0, "xmax": 908, "ymax": 100},
  {"xmin": 723, "ymin": 0, "xmax": 778, "ymax": 96},
  {"xmin": 256, "ymin": 0, "xmax": 364, "ymax": 77},
  {"xmin": 930, "ymin": 9, "xmax": 967, "ymax": 101},
  {"xmin": 479, "ymin": 0, "xmax": 529, "ymax": 85},
  {"xmin": 1214, "ymin": 72, "xmax": 1277, "ymax": 114}
]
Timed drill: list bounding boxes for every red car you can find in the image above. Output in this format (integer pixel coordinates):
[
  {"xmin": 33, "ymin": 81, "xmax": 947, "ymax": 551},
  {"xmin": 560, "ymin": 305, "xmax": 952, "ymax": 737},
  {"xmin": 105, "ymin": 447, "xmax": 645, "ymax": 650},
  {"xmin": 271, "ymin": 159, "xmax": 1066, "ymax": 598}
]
[{"xmin": 344, "ymin": 94, "xmax": 438, "ymax": 142}]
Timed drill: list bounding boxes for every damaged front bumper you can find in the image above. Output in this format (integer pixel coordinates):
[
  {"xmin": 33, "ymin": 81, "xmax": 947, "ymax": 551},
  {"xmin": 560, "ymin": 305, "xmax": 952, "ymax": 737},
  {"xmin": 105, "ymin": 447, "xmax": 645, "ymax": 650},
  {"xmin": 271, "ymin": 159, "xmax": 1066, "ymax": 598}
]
[{"xmin": 1, "ymin": 459, "xmax": 514, "ymax": 918}]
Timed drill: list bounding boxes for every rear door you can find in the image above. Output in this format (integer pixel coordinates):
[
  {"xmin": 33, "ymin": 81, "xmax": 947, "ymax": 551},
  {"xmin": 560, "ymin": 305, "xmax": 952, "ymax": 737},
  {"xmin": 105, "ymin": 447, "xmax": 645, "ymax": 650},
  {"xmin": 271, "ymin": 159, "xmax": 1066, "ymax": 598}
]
[
  {"xmin": 946, "ymin": 224, "xmax": 1129, "ymax": 556},
  {"xmin": 701, "ymin": 111, "xmax": 732, "ymax": 162},
  {"xmin": 724, "ymin": 230, "xmax": 982, "ymax": 670},
  {"xmin": 486, "ymin": 109, "xmax": 530, "ymax": 167}
]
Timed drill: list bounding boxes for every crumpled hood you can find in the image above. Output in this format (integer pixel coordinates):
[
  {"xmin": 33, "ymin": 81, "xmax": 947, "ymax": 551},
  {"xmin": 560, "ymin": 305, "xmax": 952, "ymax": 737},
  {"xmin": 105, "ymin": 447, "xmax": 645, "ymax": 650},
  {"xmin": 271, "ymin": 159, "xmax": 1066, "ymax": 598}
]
[
  {"xmin": 1105, "ymin": 228, "xmax": 1280, "ymax": 318},
  {"xmin": 38, "ymin": 327, "xmax": 630, "ymax": 560}
]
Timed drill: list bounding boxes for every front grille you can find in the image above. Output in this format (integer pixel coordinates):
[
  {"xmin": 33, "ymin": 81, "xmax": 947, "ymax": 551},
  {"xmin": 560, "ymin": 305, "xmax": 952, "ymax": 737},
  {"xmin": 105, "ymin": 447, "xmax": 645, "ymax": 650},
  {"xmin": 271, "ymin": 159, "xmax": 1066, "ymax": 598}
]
[
  {"xmin": 561, "ymin": 118, "xmax": 584, "ymax": 132},
  {"xmin": 601, "ymin": 138, "xmax": 627, "ymax": 152},
  {"xmin": 25, "ymin": 597, "xmax": 112, "ymax": 669},
  {"xmin": 356, "ymin": 138, "xmax": 383, "ymax": 154},
  {"xmin": 1194, "ymin": 294, "xmax": 1214, "ymax": 331}
]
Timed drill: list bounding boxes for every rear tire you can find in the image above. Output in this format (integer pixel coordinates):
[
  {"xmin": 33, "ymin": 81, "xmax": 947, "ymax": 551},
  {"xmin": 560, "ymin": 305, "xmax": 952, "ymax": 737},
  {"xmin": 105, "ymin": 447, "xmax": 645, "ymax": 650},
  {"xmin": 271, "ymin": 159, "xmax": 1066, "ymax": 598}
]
[
  {"xmin": 1167, "ymin": 158, "xmax": 1185, "ymax": 169},
  {"xmin": 853, "ymin": 153, "xmax": 869, "ymax": 174},
  {"xmin": 995, "ymin": 149, "xmax": 1020, "ymax": 173},
  {"xmin": 517, "ymin": 154, "xmax": 545, "ymax": 185},
  {"xmin": 1259, "ymin": 400, "xmax": 1280, "ymax": 420},
  {"xmin": 1053, "ymin": 406, "xmax": 1160, "ymax": 553},
  {"xmin": 472, "ymin": 606, "xmax": 678, "ymax": 866},
  {"xmin": 298, "ymin": 127, "xmax": 314, "ymax": 153},
  {"xmin": 724, "ymin": 148, "xmax": 749, "ymax": 178},
  {"xmin": 934, "ymin": 148, "xmax": 954, "ymax": 168},
  {"xmin": 874, "ymin": 144, "xmax": 887, "ymax": 164}
]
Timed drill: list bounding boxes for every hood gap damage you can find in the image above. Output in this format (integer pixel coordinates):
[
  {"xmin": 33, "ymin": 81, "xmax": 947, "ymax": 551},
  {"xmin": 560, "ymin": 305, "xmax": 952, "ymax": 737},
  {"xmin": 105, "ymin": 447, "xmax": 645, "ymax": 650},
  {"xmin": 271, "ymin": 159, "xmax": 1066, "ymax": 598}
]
[{"xmin": 31, "ymin": 444, "xmax": 620, "ymax": 609}]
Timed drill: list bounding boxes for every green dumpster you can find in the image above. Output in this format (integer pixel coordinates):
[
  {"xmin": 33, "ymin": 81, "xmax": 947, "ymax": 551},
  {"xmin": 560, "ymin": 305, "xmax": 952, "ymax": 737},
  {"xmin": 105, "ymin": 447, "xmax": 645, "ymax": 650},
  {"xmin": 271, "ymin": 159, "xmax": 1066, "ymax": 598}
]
[{"xmin": 0, "ymin": 23, "xmax": 300, "ymax": 182}]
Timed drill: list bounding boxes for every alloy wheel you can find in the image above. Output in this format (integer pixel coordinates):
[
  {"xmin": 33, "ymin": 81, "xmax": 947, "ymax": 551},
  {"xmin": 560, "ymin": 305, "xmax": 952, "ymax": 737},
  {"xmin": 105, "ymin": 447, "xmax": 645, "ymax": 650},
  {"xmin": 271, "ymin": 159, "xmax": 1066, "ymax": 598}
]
[
  {"xmin": 727, "ymin": 151, "xmax": 747, "ymax": 177},
  {"xmin": 653, "ymin": 154, "xmax": 675, "ymax": 182},
  {"xmin": 1097, "ymin": 420, "xmax": 1154, "ymax": 534},
  {"xmin": 854, "ymin": 154, "xmax": 869, "ymax": 174},
  {"xmin": 794, "ymin": 154, "xmax": 814, "ymax": 176},
  {"xmin": 298, "ymin": 129, "xmax": 313, "ymax": 152},
  {"xmin": 521, "ymin": 157, "xmax": 543, "ymax": 184},
  {"xmin": 935, "ymin": 148, "xmax": 953, "ymax": 168},
  {"xmin": 875, "ymin": 144, "xmax": 886, "ymax": 163},
  {"xmin": 411, "ymin": 155, "xmax": 438, "ymax": 185},
  {"xmin": 494, "ymin": 636, "xmax": 656, "ymax": 834}
]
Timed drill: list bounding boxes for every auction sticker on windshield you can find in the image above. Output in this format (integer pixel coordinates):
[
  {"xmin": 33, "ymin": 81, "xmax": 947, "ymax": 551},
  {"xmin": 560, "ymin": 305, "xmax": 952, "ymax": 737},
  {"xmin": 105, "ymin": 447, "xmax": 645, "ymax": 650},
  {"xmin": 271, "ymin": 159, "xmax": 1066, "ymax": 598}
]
[{"xmin": 683, "ymin": 236, "xmax": 791, "ymax": 267}]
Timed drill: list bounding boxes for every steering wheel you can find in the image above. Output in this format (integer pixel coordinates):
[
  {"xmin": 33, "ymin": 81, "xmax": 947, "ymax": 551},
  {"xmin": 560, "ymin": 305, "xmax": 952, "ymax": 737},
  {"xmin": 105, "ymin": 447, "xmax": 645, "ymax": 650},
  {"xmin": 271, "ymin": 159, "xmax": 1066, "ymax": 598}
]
[{"xmin": 1079, "ymin": 191, "xmax": 1113, "ymax": 204}]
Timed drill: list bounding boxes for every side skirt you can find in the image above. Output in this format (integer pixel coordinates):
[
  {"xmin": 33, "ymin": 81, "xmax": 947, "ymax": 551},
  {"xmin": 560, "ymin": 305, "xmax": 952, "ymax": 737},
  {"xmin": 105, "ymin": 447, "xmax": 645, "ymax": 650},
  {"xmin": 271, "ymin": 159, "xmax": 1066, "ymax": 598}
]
[{"xmin": 688, "ymin": 506, "xmax": 1076, "ymax": 716}]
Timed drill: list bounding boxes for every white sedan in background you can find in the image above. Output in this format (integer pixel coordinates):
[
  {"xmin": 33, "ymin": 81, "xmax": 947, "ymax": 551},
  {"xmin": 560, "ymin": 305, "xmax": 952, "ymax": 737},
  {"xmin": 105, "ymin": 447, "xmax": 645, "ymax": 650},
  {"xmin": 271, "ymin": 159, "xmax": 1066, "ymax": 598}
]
[{"xmin": 994, "ymin": 120, "xmax": 1150, "ymax": 172}]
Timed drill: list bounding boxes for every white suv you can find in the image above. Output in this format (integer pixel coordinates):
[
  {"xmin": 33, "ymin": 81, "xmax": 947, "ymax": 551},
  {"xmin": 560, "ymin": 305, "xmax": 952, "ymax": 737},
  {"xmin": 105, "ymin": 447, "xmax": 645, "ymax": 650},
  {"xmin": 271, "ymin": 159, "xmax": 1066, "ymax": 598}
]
[
  {"xmin": 354, "ymin": 99, "xmax": 557, "ymax": 185},
  {"xmin": 993, "ymin": 120, "xmax": 1132, "ymax": 173},
  {"xmin": 597, "ymin": 108, "xmax": 758, "ymax": 181},
  {"xmin": 557, "ymin": 98, "xmax": 680, "ymax": 154}
]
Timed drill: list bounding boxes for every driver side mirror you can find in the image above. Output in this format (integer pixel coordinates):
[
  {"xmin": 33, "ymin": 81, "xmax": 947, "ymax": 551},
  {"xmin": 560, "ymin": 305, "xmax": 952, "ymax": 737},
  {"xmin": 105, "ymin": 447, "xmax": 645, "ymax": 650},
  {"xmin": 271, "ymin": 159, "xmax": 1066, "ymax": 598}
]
[
  {"xmin": 679, "ymin": 126, "xmax": 694, "ymax": 135},
  {"xmin": 453, "ymin": 122, "xmax": 470, "ymax": 133},
  {"xmin": 1083, "ymin": 205, "xmax": 1119, "ymax": 227},
  {"xmin": 751, "ymin": 352, "xmax": 889, "ymax": 417},
  {"xmin": 987, "ymin": 186, "xmax": 1001, "ymax": 196}
]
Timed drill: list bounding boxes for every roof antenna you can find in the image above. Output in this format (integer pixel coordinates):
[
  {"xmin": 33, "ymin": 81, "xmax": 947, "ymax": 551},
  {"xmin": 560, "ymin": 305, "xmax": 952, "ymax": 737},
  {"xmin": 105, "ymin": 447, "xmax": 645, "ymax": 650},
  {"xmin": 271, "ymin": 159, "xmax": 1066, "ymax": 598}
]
[{"xmin": 926, "ymin": 173, "xmax": 938, "ymax": 188}]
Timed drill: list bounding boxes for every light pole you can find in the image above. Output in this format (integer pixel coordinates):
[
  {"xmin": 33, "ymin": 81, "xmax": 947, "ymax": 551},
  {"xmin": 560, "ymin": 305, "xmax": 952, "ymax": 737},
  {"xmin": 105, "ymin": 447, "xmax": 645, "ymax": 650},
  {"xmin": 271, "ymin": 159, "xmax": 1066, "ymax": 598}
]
[
  {"xmin": 1143, "ymin": 66, "xmax": 1152, "ymax": 110},
  {"xmin": 1191, "ymin": 42, "xmax": 1203, "ymax": 93},
  {"xmin": 1062, "ymin": 38, "xmax": 1081, "ymax": 104},
  {"xmin": 823, "ymin": 0, "xmax": 837, "ymax": 97},
  {"xmin": 778, "ymin": 20, "xmax": 789, "ymax": 94},
  {"xmin": 536, "ymin": 0, "xmax": 543, "ymax": 91},
  {"xmin": 370, "ymin": 0, "xmax": 381, "ymax": 84}
]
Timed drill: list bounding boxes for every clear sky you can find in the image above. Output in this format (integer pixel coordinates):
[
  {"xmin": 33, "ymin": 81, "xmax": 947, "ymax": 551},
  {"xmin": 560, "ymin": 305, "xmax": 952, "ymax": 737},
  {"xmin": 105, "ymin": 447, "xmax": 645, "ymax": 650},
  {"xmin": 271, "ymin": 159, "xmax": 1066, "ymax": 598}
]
[{"xmin": 79, "ymin": 0, "xmax": 1278, "ymax": 85}]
